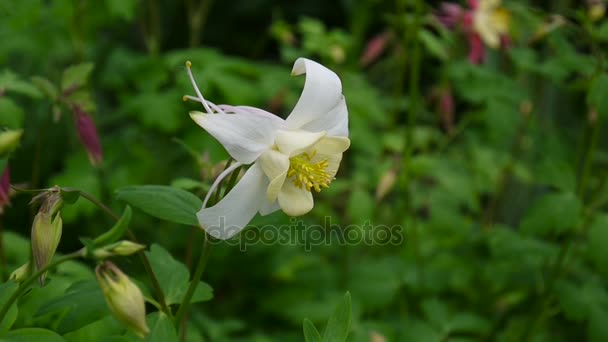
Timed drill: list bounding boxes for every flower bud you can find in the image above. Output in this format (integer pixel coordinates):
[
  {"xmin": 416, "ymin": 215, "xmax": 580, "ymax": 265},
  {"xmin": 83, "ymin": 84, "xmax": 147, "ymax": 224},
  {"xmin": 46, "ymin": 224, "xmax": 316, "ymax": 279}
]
[
  {"xmin": 0, "ymin": 166, "xmax": 10, "ymax": 214},
  {"xmin": 588, "ymin": 0, "xmax": 606, "ymax": 22},
  {"xmin": 96, "ymin": 262, "xmax": 149, "ymax": 338},
  {"xmin": 0, "ymin": 129, "xmax": 23, "ymax": 156},
  {"xmin": 92, "ymin": 241, "xmax": 146, "ymax": 259},
  {"xmin": 31, "ymin": 211, "xmax": 62, "ymax": 284},
  {"xmin": 72, "ymin": 105, "xmax": 103, "ymax": 166},
  {"xmin": 9, "ymin": 262, "xmax": 31, "ymax": 282}
]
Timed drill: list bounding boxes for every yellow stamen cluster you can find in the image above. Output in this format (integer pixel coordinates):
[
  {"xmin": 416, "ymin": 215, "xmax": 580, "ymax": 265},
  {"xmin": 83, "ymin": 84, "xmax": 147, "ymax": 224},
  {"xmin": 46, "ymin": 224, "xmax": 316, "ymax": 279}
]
[{"xmin": 288, "ymin": 151, "xmax": 331, "ymax": 192}]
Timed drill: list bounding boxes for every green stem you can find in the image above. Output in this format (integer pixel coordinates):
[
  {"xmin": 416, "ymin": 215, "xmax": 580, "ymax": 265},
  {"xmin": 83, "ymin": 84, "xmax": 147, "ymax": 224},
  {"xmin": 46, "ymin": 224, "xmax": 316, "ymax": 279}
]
[
  {"xmin": 78, "ymin": 190, "xmax": 173, "ymax": 319},
  {"xmin": 174, "ymin": 233, "xmax": 213, "ymax": 332},
  {"xmin": 577, "ymin": 118, "xmax": 601, "ymax": 198},
  {"xmin": 0, "ymin": 252, "xmax": 82, "ymax": 320}
]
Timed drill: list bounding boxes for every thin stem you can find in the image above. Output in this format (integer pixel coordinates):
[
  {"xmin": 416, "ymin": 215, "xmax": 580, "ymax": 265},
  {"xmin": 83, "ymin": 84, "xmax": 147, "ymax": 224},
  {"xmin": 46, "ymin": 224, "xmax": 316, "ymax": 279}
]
[
  {"xmin": 577, "ymin": 118, "xmax": 600, "ymax": 198},
  {"xmin": 78, "ymin": 190, "xmax": 173, "ymax": 319},
  {"xmin": 0, "ymin": 252, "xmax": 82, "ymax": 320},
  {"xmin": 174, "ymin": 233, "xmax": 213, "ymax": 334}
]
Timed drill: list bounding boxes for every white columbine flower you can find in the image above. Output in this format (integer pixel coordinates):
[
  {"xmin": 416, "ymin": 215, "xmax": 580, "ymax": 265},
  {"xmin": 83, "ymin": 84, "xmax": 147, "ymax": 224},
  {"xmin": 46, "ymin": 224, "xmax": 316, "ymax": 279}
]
[
  {"xmin": 473, "ymin": 0, "xmax": 510, "ymax": 48},
  {"xmin": 184, "ymin": 58, "xmax": 350, "ymax": 240}
]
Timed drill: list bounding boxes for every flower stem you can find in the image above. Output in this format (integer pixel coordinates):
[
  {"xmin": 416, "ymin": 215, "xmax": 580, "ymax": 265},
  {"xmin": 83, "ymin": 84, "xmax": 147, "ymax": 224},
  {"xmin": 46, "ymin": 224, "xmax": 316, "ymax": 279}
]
[
  {"xmin": 78, "ymin": 190, "xmax": 173, "ymax": 319},
  {"xmin": 0, "ymin": 251, "xmax": 82, "ymax": 320},
  {"xmin": 174, "ymin": 233, "xmax": 213, "ymax": 333}
]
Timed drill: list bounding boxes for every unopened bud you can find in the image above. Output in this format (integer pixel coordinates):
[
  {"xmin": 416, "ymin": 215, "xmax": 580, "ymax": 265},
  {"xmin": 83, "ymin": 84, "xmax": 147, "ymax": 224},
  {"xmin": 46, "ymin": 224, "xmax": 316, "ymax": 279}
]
[
  {"xmin": 92, "ymin": 241, "xmax": 146, "ymax": 259},
  {"xmin": 0, "ymin": 166, "xmax": 10, "ymax": 214},
  {"xmin": 376, "ymin": 168, "xmax": 397, "ymax": 201},
  {"xmin": 9, "ymin": 262, "xmax": 31, "ymax": 282},
  {"xmin": 72, "ymin": 105, "xmax": 103, "ymax": 166},
  {"xmin": 0, "ymin": 129, "xmax": 23, "ymax": 156},
  {"xmin": 588, "ymin": 0, "xmax": 606, "ymax": 22},
  {"xmin": 31, "ymin": 211, "xmax": 62, "ymax": 284},
  {"xmin": 96, "ymin": 262, "xmax": 149, "ymax": 338}
]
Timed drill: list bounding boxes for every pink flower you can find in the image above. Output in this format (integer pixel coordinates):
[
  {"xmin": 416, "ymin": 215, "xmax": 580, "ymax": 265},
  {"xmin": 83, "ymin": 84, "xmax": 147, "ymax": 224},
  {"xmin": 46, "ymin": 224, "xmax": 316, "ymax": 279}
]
[
  {"xmin": 438, "ymin": 0, "xmax": 510, "ymax": 64},
  {"xmin": 0, "ymin": 166, "xmax": 10, "ymax": 214},
  {"xmin": 72, "ymin": 105, "xmax": 103, "ymax": 166}
]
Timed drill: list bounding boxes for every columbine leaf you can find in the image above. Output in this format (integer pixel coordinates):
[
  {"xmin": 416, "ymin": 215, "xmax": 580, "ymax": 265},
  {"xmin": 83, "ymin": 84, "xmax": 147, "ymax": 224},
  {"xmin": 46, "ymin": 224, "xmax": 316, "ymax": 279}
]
[
  {"xmin": 116, "ymin": 185, "xmax": 202, "ymax": 226},
  {"xmin": 303, "ymin": 319, "xmax": 323, "ymax": 342},
  {"xmin": 322, "ymin": 292, "xmax": 352, "ymax": 342}
]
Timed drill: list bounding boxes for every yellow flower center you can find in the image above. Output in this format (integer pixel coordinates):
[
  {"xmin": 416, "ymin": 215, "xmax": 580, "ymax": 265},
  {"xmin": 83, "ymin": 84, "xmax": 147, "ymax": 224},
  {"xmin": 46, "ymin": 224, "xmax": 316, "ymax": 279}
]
[{"xmin": 287, "ymin": 151, "xmax": 331, "ymax": 192}]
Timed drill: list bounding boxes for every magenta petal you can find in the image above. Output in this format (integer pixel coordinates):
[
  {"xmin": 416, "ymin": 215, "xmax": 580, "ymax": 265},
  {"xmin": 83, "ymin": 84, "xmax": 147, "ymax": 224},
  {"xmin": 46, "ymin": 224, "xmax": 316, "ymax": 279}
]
[
  {"xmin": 0, "ymin": 166, "xmax": 10, "ymax": 214},
  {"xmin": 72, "ymin": 105, "xmax": 103, "ymax": 166},
  {"xmin": 468, "ymin": 33, "xmax": 485, "ymax": 64},
  {"xmin": 437, "ymin": 3, "xmax": 464, "ymax": 28},
  {"xmin": 468, "ymin": 0, "xmax": 479, "ymax": 10}
]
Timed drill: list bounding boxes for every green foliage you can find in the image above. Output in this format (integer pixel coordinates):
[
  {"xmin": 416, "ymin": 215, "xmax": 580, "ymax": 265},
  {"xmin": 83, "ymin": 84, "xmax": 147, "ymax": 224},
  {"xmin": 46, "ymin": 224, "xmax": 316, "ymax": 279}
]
[{"xmin": 1, "ymin": 0, "xmax": 608, "ymax": 341}]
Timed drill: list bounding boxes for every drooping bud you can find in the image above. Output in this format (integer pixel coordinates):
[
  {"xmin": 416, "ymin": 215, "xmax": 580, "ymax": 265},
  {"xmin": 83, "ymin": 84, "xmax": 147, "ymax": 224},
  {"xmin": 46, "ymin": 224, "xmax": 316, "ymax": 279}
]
[
  {"xmin": 72, "ymin": 105, "xmax": 103, "ymax": 166},
  {"xmin": 588, "ymin": 0, "xmax": 606, "ymax": 22},
  {"xmin": 0, "ymin": 129, "xmax": 23, "ymax": 156},
  {"xmin": 437, "ymin": 3, "xmax": 464, "ymax": 28},
  {"xmin": 0, "ymin": 166, "xmax": 10, "ymax": 214},
  {"xmin": 30, "ymin": 188, "xmax": 64, "ymax": 284},
  {"xmin": 96, "ymin": 262, "xmax": 149, "ymax": 338},
  {"xmin": 9, "ymin": 262, "xmax": 31, "ymax": 282},
  {"xmin": 360, "ymin": 31, "xmax": 391, "ymax": 67},
  {"xmin": 92, "ymin": 241, "xmax": 146, "ymax": 259}
]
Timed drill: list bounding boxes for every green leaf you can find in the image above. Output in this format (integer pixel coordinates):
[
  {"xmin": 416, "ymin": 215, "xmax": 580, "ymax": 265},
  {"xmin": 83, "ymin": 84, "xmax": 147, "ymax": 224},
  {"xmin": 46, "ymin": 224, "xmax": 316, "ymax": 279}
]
[
  {"xmin": 0, "ymin": 328, "xmax": 67, "ymax": 342},
  {"xmin": 303, "ymin": 319, "xmax": 322, "ymax": 342},
  {"xmin": 116, "ymin": 185, "xmax": 202, "ymax": 226},
  {"xmin": 37, "ymin": 280, "xmax": 110, "ymax": 334},
  {"xmin": 93, "ymin": 206, "xmax": 132, "ymax": 246},
  {"xmin": 419, "ymin": 29, "xmax": 448, "ymax": 61},
  {"xmin": 0, "ymin": 281, "xmax": 18, "ymax": 333},
  {"xmin": 30, "ymin": 76, "xmax": 58, "ymax": 101},
  {"xmin": 587, "ymin": 73, "xmax": 608, "ymax": 119},
  {"xmin": 0, "ymin": 98, "xmax": 24, "ymax": 129},
  {"xmin": 145, "ymin": 244, "xmax": 213, "ymax": 305},
  {"xmin": 520, "ymin": 192, "xmax": 582, "ymax": 236},
  {"xmin": 322, "ymin": 292, "xmax": 352, "ymax": 342},
  {"xmin": 61, "ymin": 63, "xmax": 94, "ymax": 92},
  {"xmin": 106, "ymin": 0, "xmax": 138, "ymax": 21},
  {"xmin": 144, "ymin": 312, "xmax": 178, "ymax": 342},
  {"xmin": 0, "ymin": 69, "xmax": 42, "ymax": 98},
  {"xmin": 588, "ymin": 215, "xmax": 608, "ymax": 275}
]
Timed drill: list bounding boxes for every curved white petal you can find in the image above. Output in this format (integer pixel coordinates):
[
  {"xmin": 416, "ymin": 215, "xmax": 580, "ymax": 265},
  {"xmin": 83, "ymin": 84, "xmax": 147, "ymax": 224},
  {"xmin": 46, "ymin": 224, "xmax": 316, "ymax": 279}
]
[
  {"xmin": 299, "ymin": 97, "xmax": 349, "ymax": 137},
  {"xmin": 196, "ymin": 164, "xmax": 267, "ymax": 240},
  {"xmin": 278, "ymin": 181, "xmax": 314, "ymax": 216},
  {"xmin": 259, "ymin": 200, "xmax": 280, "ymax": 216},
  {"xmin": 313, "ymin": 136, "xmax": 350, "ymax": 155},
  {"xmin": 190, "ymin": 111, "xmax": 283, "ymax": 164},
  {"xmin": 258, "ymin": 150, "xmax": 290, "ymax": 201},
  {"xmin": 275, "ymin": 129, "xmax": 326, "ymax": 157},
  {"xmin": 286, "ymin": 58, "xmax": 343, "ymax": 130}
]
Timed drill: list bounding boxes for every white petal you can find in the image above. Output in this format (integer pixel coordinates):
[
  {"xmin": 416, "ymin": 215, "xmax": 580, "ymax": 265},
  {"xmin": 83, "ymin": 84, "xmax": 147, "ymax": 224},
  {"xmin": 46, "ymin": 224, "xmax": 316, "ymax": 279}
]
[
  {"xmin": 259, "ymin": 200, "xmax": 280, "ymax": 216},
  {"xmin": 278, "ymin": 181, "xmax": 314, "ymax": 216},
  {"xmin": 196, "ymin": 164, "xmax": 267, "ymax": 240},
  {"xmin": 313, "ymin": 136, "xmax": 350, "ymax": 155},
  {"xmin": 190, "ymin": 111, "xmax": 284, "ymax": 164},
  {"xmin": 258, "ymin": 150, "xmax": 289, "ymax": 202},
  {"xmin": 275, "ymin": 129, "xmax": 326, "ymax": 157},
  {"xmin": 299, "ymin": 97, "xmax": 349, "ymax": 137},
  {"xmin": 286, "ymin": 58, "xmax": 343, "ymax": 130}
]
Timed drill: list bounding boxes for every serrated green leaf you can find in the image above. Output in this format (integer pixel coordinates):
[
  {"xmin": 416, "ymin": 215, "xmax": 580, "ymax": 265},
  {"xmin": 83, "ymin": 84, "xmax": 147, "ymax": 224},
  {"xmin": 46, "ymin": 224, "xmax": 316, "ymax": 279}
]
[
  {"xmin": 116, "ymin": 185, "xmax": 202, "ymax": 226},
  {"xmin": 520, "ymin": 192, "xmax": 581, "ymax": 236},
  {"xmin": 322, "ymin": 292, "xmax": 351, "ymax": 342},
  {"xmin": 30, "ymin": 76, "xmax": 58, "ymax": 101},
  {"xmin": 0, "ymin": 69, "xmax": 41, "ymax": 98},
  {"xmin": 61, "ymin": 63, "xmax": 94, "ymax": 92},
  {"xmin": 303, "ymin": 319, "xmax": 322, "ymax": 342}
]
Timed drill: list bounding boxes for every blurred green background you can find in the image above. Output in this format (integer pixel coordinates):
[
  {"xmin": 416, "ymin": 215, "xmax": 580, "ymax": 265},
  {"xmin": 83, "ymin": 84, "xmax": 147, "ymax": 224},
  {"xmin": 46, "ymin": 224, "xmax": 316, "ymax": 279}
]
[{"xmin": 1, "ymin": 0, "xmax": 608, "ymax": 341}]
